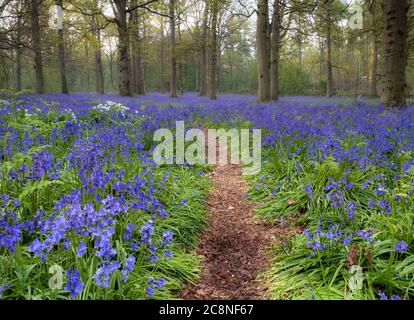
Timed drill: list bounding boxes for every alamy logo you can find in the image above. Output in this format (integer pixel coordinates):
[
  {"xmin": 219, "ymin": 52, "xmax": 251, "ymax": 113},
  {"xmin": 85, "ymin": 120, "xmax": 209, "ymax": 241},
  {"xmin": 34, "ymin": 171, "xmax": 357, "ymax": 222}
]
[
  {"xmin": 48, "ymin": 264, "xmax": 64, "ymax": 290},
  {"xmin": 153, "ymin": 121, "xmax": 262, "ymax": 175}
]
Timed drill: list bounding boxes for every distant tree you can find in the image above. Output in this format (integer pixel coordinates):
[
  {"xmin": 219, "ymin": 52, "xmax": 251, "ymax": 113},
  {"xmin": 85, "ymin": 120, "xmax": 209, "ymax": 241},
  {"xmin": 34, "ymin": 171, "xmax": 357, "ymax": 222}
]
[
  {"xmin": 208, "ymin": 0, "xmax": 219, "ymax": 100},
  {"xmin": 270, "ymin": 0, "xmax": 282, "ymax": 101},
  {"xmin": 199, "ymin": 0, "xmax": 209, "ymax": 96},
  {"xmin": 169, "ymin": 0, "xmax": 178, "ymax": 97},
  {"xmin": 30, "ymin": 0, "xmax": 45, "ymax": 94},
  {"xmin": 130, "ymin": 0, "xmax": 145, "ymax": 95},
  {"xmin": 256, "ymin": 0, "xmax": 270, "ymax": 102},
  {"xmin": 56, "ymin": 0, "xmax": 69, "ymax": 94}
]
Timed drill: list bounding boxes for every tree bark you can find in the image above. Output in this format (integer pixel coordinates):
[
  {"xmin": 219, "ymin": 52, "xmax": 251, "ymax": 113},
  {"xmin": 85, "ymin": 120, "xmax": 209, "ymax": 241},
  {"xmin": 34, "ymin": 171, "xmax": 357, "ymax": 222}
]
[
  {"xmin": 16, "ymin": 11, "xmax": 22, "ymax": 91},
  {"xmin": 169, "ymin": 0, "xmax": 177, "ymax": 97},
  {"xmin": 160, "ymin": 17, "xmax": 165, "ymax": 93},
  {"xmin": 95, "ymin": 28, "xmax": 104, "ymax": 94},
  {"xmin": 130, "ymin": 5, "xmax": 145, "ymax": 95},
  {"xmin": 177, "ymin": 18, "xmax": 184, "ymax": 95},
  {"xmin": 114, "ymin": 0, "xmax": 131, "ymax": 96},
  {"xmin": 326, "ymin": 19, "xmax": 334, "ymax": 97},
  {"xmin": 380, "ymin": 0, "xmax": 409, "ymax": 107},
  {"xmin": 270, "ymin": 0, "xmax": 280, "ymax": 101},
  {"xmin": 108, "ymin": 53, "xmax": 114, "ymax": 90},
  {"xmin": 30, "ymin": 0, "xmax": 45, "ymax": 94},
  {"xmin": 199, "ymin": 0, "xmax": 209, "ymax": 96},
  {"xmin": 366, "ymin": 0, "xmax": 378, "ymax": 97},
  {"xmin": 56, "ymin": 0, "xmax": 69, "ymax": 94},
  {"xmin": 209, "ymin": 0, "xmax": 218, "ymax": 100},
  {"xmin": 256, "ymin": 0, "xmax": 270, "ymax": 102}
]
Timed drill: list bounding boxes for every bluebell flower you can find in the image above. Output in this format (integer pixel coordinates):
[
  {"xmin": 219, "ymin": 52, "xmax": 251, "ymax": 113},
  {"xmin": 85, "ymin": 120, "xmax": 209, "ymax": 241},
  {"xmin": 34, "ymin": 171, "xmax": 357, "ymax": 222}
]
[
  {"xmin": 162, "ymin": 249, "xmax": 173, "ymax": 258},
  {"xmin": 65, "ymin": 268, "xmax": 84, "ymax": 298},
  {"xmin": 311, "ymin": 241, "xmax": 325, "ymax": 251},
  {"xmin": 346, "ymin": 201, "xmax": 356, "ymax": 220},
  {"xmin": 341, "ymin": 236, "xmax": 351, "ymax": 245},
  {"xmin": 357, "ymin": 230, "xmax": 373, "ymax": 243},
  {"xmin": 375, "ymin": 185, "xmax": 387, "ymax": 197},
  {"xmin": 378, "ymin": 292, "xmax": 388, "ymax": 300},
  {"xmin": 140, "ymin": 220, "xmax": 154, "ymax": 245},
  {"xmin": 123, "ymin": 223, "xmax": 135, "ymax": 241},
  {"xmin": 76, "ymin": 242, "xmax": 87, "ymax": 257},
  {"xmin": 148, "ymin": 253, "xmax": 158, "ymax": 264},
  {"xmin": 0, "ymin": 284, "xmax": 11, "ymax": 299},
  {"xmin": 304, "ymin": 183, "xmax": 313, "ymax": 200},
  {"xmin": 392, "ymin": 241, "xmax": 408, "ymax": 254},
  {"xmin": 146, "ymin": 285, "xmax": 155, "ymax": 297},
  {"xmin": 162, "ymin": 230, "xmax": 173, "ymax": 245},
  {"xmin": 378, "ymin": 200, "xmax": 391, "ymax": 215},
  {"xmin": 367, "ymin": 198, "xmax": 376, "ymax": 209}
]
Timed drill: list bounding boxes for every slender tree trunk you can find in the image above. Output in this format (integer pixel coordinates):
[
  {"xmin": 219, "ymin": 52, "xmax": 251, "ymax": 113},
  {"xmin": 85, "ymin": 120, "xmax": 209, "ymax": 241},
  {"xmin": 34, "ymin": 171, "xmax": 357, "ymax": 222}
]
[
  {"xmin": 326, "ymin": 20, "xmax": 334, "ymax": 97},
  {"xmin": 177, "ymin": 19, "xmax": 184, "ymax": 95},
  {"xmin": 199, "ymin": 0, "xmax": 209, "ymax": 96},
  {"xmin": 91, "ymin": 4, "xmax": 104, "ymax": 95},
  {"xmin": 84, "ymin": 45, "xmax": 90, "ymax": 91},
  {"xmin": 209, "ymin": 0, "xmax": 218, "ymax": 100},
  {"xmin": 115, "ymin": 0, "xmax": 130, "ymax": 96},
  {"xmin": 256, "ymin": 0, "xmax": 270, "ymax": 102},
  {"xmin": 95, "ymin": 28, "xmax": 104, "ymax": 94},
  {"xmin": 108, "ymin": 53, "xmax": 114, "ymax": 91},
  {"xmin": 160, "ymin": 17, "xmax": 165, "ymax": 93},
  {"xmin": 169, "ymin": 0, "xmax": 177, "ymax": 97},
  {"xmin": 30, "ymin": 0, "xmax": 45, "ymax": 94},
  {"xmin": 215, "ymin": 34, "xmax": 221, "ymax": 92},
  {"xmin": 270, "ymin": 0, "xmax": 280, "ymax": 101},
  {"xmin": 195, "ymin": 50, "xmax": 200, "ymax": 92},
  {"xmin": 16, "ymin": 13, "xmax": 22, "ymax": 91},
  {"xmin": 367, "ymin": 0, "xmax": 378, "ymax": 97},
  {"xmin": 130, "ymin": 5, "xmax": 145, "ymax": 95},
  {"xmin": 56, "ymin": 0, "xmax": 68, "ymax": 93},
  {"xmin": 297, "ymin": 13, "xmax": 302, "ymax": 68},
  {"xmin": 380, "ymin": 0, "xmax": 408, "ymax": 107},
  {"xmin": 368, "ymin": 33, "xmax": 378, "ymax": 97}
]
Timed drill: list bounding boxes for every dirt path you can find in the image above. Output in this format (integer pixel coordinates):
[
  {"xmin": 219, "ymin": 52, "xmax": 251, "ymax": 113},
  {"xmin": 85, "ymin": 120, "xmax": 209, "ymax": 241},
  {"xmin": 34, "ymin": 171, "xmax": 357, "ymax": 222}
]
[{"xmin": 179, "ymin": 161, "xmax": 287, "ymax": 300}]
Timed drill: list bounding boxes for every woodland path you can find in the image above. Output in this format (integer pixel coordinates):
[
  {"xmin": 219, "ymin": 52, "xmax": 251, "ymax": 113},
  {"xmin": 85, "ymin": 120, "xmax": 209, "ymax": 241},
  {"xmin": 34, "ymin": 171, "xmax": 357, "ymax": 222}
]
[{"xmin": 179, "ymin": 133, "xmax": 296, "ymax": 299}]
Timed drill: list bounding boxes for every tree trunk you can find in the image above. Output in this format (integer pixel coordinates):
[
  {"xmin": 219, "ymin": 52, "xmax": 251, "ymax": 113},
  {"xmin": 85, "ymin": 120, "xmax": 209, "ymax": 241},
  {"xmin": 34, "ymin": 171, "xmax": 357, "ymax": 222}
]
[
  {"xmin": 84, "ymin": 45, "xmax": 90, "ymax": 91},
  {"xmin": 55, "ymin": 0, "xmax": 69, "ymax": 94},
  {"xmin": 130, "ymin": 5, "xmax": 145, "ymax": 95},
  {"xmin": 368, "ymin": 32, "xmax": 378, "ymax": 97},
  {"xmin": 380, "ymin": 0, "xmax": 409, "ymax": 107},
  {"xmin": 177, "ymin": 18, "xmax": 184, "ymax": 95},
  {"xmin": 160, "ymin": 17, "xmax": 165, "ymax": 93},
  {"xmin": 209, "ymin": 0, "xmax": 218, "ymax": 100},
  {"xmin": 30, "ymin": 0, "xmax": 45, "ymax": 94},
  {"xmin": 95, "ymin": 28, "xmax": 104, "ymax": 94},
  {"xmin": 108, "ymin": 53, "xmax": 114, "ymax": 91},
  {"xmin": 270, "ymin": 0, "xmax": 280, "ymax": 101},
  {"xmin": 326, "ymin": 20, "xmax": 334, "ymax": 97},
  {"xmin": 256, "ymin": 0, "xmax": 270, "ymax": 102},
  {"xmin": 297, "ymin": 13, "xmax": 302, "ymax": 68},
  {"xmin": 115, "ymin": 0, "xmax": 131, "ymax": 96},
  {"xmin": 169, "ymin": 0, "xmax": 177, "ymax": 97},
  {"xmin": 215, "ymin": 33, "xmax": 221, "ymax": 92},
  {"xmin": 199, "ymin": 0, "xmax": 209, "ymax": 96},
  {"xmin": 16, "ymin": 12, "xmax": 22, "ymax": 91},
  {"xmin": 367, "ymin": 0, "xmax": 378, "ymax": 97}
]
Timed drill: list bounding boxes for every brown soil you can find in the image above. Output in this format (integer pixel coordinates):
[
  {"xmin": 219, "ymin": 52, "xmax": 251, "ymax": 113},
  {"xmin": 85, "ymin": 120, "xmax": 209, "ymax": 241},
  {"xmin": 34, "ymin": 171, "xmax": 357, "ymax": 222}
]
[{"xmin": 178, "ymin": 145, "xmax": 299, "ymax": 299}]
